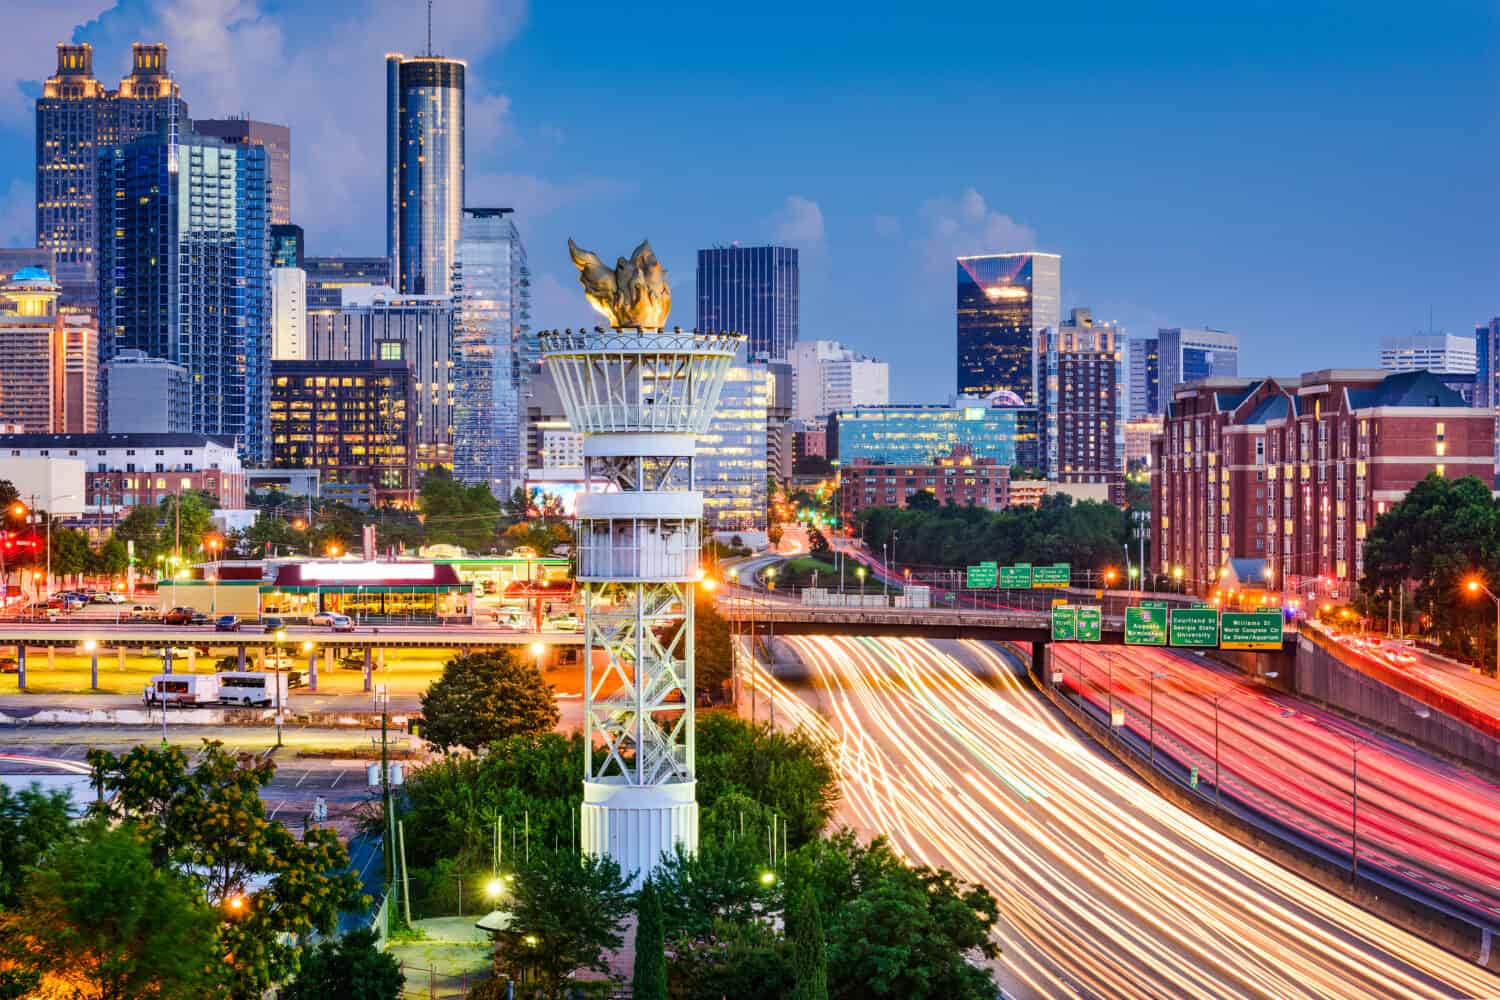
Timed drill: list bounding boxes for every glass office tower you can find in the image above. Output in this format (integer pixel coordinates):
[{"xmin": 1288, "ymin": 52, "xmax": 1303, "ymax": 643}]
[
  {"xmin": 454, "ymin": 207, "xmax": 531, "ymax": 495},
  {"xmin": 828, "ymin": 402, "xmax": 1039, "ymax": 471},
  {"xmin": 387, "ymin": 54, "xmax": 465, "ymax": 297},
  {"xmin": 97, "ymin": 132, "xmax": 271, "ymax": 462},
  {"xmin": 696, "ymin": 246, "xmax": 799, "ymax": 361},
  {"xmin": 696, "ymin": 362, "xmax": 771, "ymax": 531},
  {"xmin": 955, "ymin": 252, "xmax": 1060, "ymax": 403}
]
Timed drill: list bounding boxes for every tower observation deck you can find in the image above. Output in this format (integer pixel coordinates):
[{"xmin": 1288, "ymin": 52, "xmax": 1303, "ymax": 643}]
[{"xmin": 540, "ymin": 326, "xmax": 742, "ymax": 884}]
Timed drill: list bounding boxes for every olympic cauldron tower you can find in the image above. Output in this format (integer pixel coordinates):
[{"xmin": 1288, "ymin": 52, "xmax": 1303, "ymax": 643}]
[{"xmin": 541, "ymin": 239, "xmax": 741, "ymax": 884}]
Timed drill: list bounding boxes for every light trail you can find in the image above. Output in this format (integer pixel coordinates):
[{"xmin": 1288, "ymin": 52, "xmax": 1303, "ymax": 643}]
[{"xmin": 752, "ymin": 636, "xmax": 1500, "ymax": 999}]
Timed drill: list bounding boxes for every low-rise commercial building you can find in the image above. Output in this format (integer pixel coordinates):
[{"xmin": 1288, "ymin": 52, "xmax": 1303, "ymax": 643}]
[
  {"xmin": 829, "ymin": 398, "xmax": 1039, "ymax": 471},
  {"xmin": 839, "ymin": 449, "xmax": 1009, "ymax": 518},
  {"xmin": 1150, "ymin": 369, "xmax": 1494, "ymax": 602},
  {"xmin": 0, "ymin": 432, "xmax": 245, "ymax": 511}
]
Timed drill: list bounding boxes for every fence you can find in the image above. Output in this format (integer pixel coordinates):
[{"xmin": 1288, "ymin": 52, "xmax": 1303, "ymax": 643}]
[{"xmin": 395, "ymin": 962, "xmax": 492, "ymax": 1000}]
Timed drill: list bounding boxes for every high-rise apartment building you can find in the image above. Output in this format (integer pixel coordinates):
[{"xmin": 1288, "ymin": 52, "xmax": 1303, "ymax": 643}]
[
  {"xmin": 454, "ymin": 208, "xmax": 530, "ymax": 494},
  {"xmin": 35, "ymin": 43, "xmax": 188, "ymax": 290},
  {"xmin": 101, "ymin": 350, "xmax": 190, "ymax": 433},
  {"xmin": 696, "ymin": 246, "xmax": 799, "ymax": 360},
  {"xmin": 270, "ymin": 359, "xmax": 417, "ymax": 503},
  {"xmin": 1040, "ymin": 308, "xmax": 1123, "ymax": 490},
  {"xmin": 58, "ymin": 314, "xmax": 97, "ymax": 433},
  {"xmin": 0, "ymin": 269, "xmax": 64, "ymax": 432},
  {"xmin": 97, "ymin": 132, "xmax": 271, "ymax": 462},
  {"xmin": 307, "ymin": 286, "xmax": 456, "ymax": 469},
  {"xmin": 194, "ymin": 118, "xmax": 292, "ymax": 225},
  {"xmin": 955, "ymin": 252, "xmax": 1060, "ymax": 403},
  {"xmin": 791, "ymin": 340, "xmax": 889, "ymax": 421},
  {"xmin": 272, "ymin": 268, "xmax": 307, "ymax": 360},
  {"xmin": 387, "ymin": 54, "xmax": 465, "ymax": 296},
  {"xmin": 1151, "ymin": 370, "xmax": 1492, "ymax": 601}
]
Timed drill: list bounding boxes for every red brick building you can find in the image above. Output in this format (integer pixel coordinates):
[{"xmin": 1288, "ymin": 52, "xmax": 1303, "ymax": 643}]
[
  {"xmin": 1151, "ymin": 369, "xmax": 1494, "ymax": 603},
  {"xmin": 839, "ymin": 448, "xmax": 1009, "ymax": 517}
]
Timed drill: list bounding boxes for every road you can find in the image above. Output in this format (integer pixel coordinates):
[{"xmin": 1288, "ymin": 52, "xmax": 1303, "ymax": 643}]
[
  {"xmin": 758, "ymin": 635, "xmax": 1500, "ymax": 999},
  {"xmin": 1314, "ymin": 626, "xmax": 1500, "ymax": 730},
  {"xmin": 1053, "ymin": 643, "xmax": 1500, "ymax": 924}
]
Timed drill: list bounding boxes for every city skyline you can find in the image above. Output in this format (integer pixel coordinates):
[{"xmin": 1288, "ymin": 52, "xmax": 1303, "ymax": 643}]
[{"xmin": 0, "ymin": 2, "xmax": 1490, "ymax": 405}]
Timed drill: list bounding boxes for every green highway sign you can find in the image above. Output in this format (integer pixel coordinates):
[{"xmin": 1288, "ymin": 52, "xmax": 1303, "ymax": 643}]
[
  {"xmin": 1075, "ymin": 606, "xmax": 1102, "ymax": 642},
  {"xmin": 1124, "ymin": 606, "xmax": 1169, "ymax": 646},
  {"xmin": 1190, "ymin": 766, "xmax": 1199, "ymax": 789},
  {"xmin": 1169, "ymin": 607, "xmax": 1220, "ymax": 647},
  {"xmin": 1140, "ymin": 599, "xmax": 1169, "ymax": 609},
  {"xmin": 998, "ymin": 564, "xmax": 1032, "ymax": 588},
  {"xmin": 1032, "ymin": 564, "xmax": 1071, "ymax": 588},
  {"xmin": 1220, "ymin": 610, "xmax": 1284, "ymax": 650},
  {"xmin": 966, "ymin": 563, "xmax": 997, "ymax": 588},
  {"xmin": 1051, "ymin": 606, "xmax": 1077, "ymax": 641}
]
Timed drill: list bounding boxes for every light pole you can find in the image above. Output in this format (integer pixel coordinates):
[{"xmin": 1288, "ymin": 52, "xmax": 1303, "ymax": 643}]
[
  {"xmin": 84, "ymin": 638, "xmax": 98, "ymax": 691},
  {"xmin": 206, "ymin": 537, "xmax": 221, "ymax": 613},
  {"xmin": 1463, "ymin": 577, "xmax": 1499, "ymax": 675},
  {"xmin": 1350, "ymin": 742, "xmax": 1361, "ymax": 880},
  {"xmin": 1147, "ymin": 670, "xmax": 1166, "ymax": 766},
  {"xmin": 1172, "ymin": 565, "xmax": 1184, "ymax": 595},
  {"xmin": 274, "ymin": 629, "xmax": 286, "ymax": 749}
]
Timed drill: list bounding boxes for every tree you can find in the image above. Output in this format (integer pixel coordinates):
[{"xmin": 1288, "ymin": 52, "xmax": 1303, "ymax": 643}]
[
  {"xmin": 0, "ymin": 782, "xmax": 74, "ymax": 906},
  {"xmin": 495, "ymin": 850, "xmax": 633, "ymax": 999},
  {"xmin": 632, "ymin": 880, "xmax": 667, "ymax": 1000},
  {"xmin": 789, "ymin": 888, "xmax": 828, "ymax": 1000},
  {"xmin": 281, "ymin": 928, "xmax": 403, "ymax": 1000},
  {"xmin": 85, "ymin": 741, "xmax": 365, "ymax": 998},
  {"xmin": 0, "ymin": 821, "xmax": 219, "ymax": 1000},
  {"xmin": 50, "ymin": 526, "xmax": 92, "ymax": 578},
  {"xmin": 420, "ymin": 649, "xmax": 560, "ymax": 753},
  {"xmin": 420, "ymin": 468, "xmax": 503, "ymax": 552},
  {"xmin": 96, "ymin": 536, "xmax": 129, "ymax": 576},
  {"xmin": 695, "ymin": 714, "xmax": 838, "ymax": 847},
  {"xmin": 693, "ymin": 598, "xmax": 734, "ymax": 698},
  {"xmin": 905, "ymin": 489, "xmax": 940, "ymax": 512}
]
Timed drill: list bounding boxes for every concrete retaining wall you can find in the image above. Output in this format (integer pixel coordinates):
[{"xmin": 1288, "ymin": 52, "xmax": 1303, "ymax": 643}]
[{"xmin": 0, "ymin": 707, "xmax": 412, "ymax": 728}]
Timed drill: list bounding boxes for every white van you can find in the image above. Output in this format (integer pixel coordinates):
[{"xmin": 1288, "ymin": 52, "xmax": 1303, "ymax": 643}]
[
  {"xmin": 143, "ymin": 674, "xmax": 220, "ymax": 705},
  {"xmin": 216, "ymin": 671, "xmax": 290, "ymax": 707}
]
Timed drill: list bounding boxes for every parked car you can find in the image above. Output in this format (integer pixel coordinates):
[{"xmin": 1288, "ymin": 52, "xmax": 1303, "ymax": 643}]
[
  {"xmin": 262, "ymin": 616, "xmax": 286, "ymax": 634},
  {"xmin": 328, "ymin": 614, "xmax": 355, "ymax": 633},
  {"xmin": 0, "ymin": 657, "xmax": 16, "ymax": 673},
  {"xmin": 162, "ymin": 607, "xmax": 197, "ymax": 625},
  {"xmin": 547, "ymin": 614, "xmax": 580, "ymax": 633},
  {"xmin": 309, "ymin": 611, "xmax": 336, "ymax": 627},
  {"xmin": 214, "ymin": 614, "xmax": 242, "ymax": 632},
  {"xmin": 129, "ymin": 604, "xmax": 162, "ymax": 622},
  {"xmin": 91, "ymin": 591, "xmax": 125, "ymax": 604},
  {"xmin": 189, "ymin": 612, "xmax": 211, "ymax": 626}
]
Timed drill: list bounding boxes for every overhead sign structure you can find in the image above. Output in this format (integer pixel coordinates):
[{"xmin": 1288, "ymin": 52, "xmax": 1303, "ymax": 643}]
[
  {"xmin": 999, "ymin": 564, "xmax": 1032, "ymax": 588},
  {"xmin": 966, "ymin": 562, "xmax": 998, "ymax": 588},
  {"xmin": 1124, "ymin": 606, "xmax": 1169, "ymax": 646},
  {"xmin": 1051, "ymin": 605, "xmax": 1101, "ymax": 642},
  {"xmin": 1032, "ymin": 564, "xmax": 1071, "ymax": 588},
  {"xmin": 1220, "ymin": 610, "xmax": 1285, "ymax": 650},
  {"xmin": 1169, "ymin": 607, "xmax": 1220, "ymax": 647}
]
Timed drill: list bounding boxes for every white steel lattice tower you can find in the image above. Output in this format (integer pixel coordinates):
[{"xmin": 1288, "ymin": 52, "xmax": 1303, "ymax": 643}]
[{"xmin": 540, "ymin": 327, "xmax": 742, "ymax": 884}]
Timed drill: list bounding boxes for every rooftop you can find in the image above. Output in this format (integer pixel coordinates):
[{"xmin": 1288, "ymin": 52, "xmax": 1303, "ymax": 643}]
[{"xmin": 0, "ymin": 433, "xmax": 237, "ymax": 450}]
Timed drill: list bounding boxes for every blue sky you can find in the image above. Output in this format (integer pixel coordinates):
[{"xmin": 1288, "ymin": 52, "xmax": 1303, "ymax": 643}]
[{"xmin": 1, "ymin": 0, "xmax": 1496, "ymax": 402}]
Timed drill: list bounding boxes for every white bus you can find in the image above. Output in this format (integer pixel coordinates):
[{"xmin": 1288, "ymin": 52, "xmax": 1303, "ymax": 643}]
[
  {"xmin": 215, "ymin": 671, "xmax": 290, "ymax": 707},
  {"xmin": 143, "ymin": 674, "xmax": 220, "ymax": 705}
]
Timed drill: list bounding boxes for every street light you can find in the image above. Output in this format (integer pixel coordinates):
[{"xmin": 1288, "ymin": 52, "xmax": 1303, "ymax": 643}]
[
  {"xmin": 1172, "ymin": 565, "xmax": 1184, "ymax": 593},
  {"xmin": 84, "ymin": 638, "xmax": 99, "ymax": 691},
  {"xmin": 1464, "ymin": 576, "xmax": 1499, "ymax": 674},
  {"xmin": 274, "ymin": 629, "xmax": 287, "ymax": 748}
]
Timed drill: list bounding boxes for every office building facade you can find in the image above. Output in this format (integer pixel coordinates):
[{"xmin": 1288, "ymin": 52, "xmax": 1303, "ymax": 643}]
[
  {"xmin": 791, "ymin": 339, "xmax": 889, "ymax": 421},
  {"xmin": 840, "ymin": 449, "xmax": 1009, "ymax": 518},
  {"xmin": 696, "ymin": 246, "xmax": 799, "ymax": 360},
  {"xmin": 1040, "ymin": 308, "xmax": 1123, "ymax": 489},
  {"xmin": 307, "ymin": 286, "xmax": 455, "ymax": 468},
  {"xmin": 58, "ymin": 314, "xmax": 97, "ymax": 434},
  {"xmin": 35, "ymin": 43, "xmax": 188, "ymax": 288},
  {"xmin": 98, "ymin": 132, "xmax": 272, "ymax": 462},
  {"xmin": 1150, "ymin": 370, "xmax": 1493, "ymax": 601},
  {"xmin": 102, "ymin": 350, "xmax": 191, "ymax": 433},
  {"xmin": 193, "ymin": 118, "xmax": 292, "ymax": 225},
  {"xmin": 270, "ymin": 359, "xmax": 417, "ymax": 503},
  {"xmin": 453, "ymin": 207, "xmax": 530, "ymax": 494},
  {"xmin": 270, "ymin": 224, "xmax": 305, "ymax": 269},
  {"xmin": 1128, "ymin": 337, "xmax": 1159, "ymax": 419},
  {"xmin": 387, "ymin": 54, "xmax": 465, "ymax": 296},
  {"xmin": 272, "ymin": 268, "xmax": 307, "ymax": 360},
  {"xmin": 0, "ymin": 432, "xmax": 245, "ymax": 511},
  {"xmin": 955, "ymin": 252, "xmax": 1060, "ymax": 402},
  {"xmin": 304, "ymin": 257, "xmax": 391, "ymax": 309},
  {"xmin": 1379, "ymin": 332, "xmax": 1476, "ymax": 375},
  {"xmin": 0, "ymin": 269, "xmax": 64, "ymax": 432},
  {"xmin": 828, "ymin": 400, "xmax": 1039, "ymax": 471},
  {"xmin": 696, "ymin": 363, "xmax": 771, "ymax": 532}
]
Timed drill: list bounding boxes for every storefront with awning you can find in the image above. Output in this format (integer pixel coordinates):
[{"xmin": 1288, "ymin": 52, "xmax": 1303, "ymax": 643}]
[{"xmin": 260, "ymin": 562, "xmax": 473, "ymax": 623}]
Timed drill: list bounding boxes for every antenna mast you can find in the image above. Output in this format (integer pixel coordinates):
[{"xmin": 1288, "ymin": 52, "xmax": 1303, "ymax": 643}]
[{"xmin": 426, "ymin": 0, "xmax": 433, "ymax": 55}]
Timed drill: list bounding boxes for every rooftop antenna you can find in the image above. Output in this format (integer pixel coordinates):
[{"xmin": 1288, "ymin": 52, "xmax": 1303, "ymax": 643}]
[{"xmin": 426, "ymin": 0, "xmax": 433, "ymax": 55}]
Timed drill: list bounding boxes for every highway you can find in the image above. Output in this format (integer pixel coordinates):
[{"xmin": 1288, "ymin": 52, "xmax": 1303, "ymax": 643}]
[
  {"xmin": 1314, "ymin": 626, "xmax": 1500, "ymax": 730},
  {"xmin": 758, "ymin": 635, "xmax": 1500, "ymax": 999},
  {"xmin": 1053, "ymin": 643, "xmax": 1500, "ymax": 924}
]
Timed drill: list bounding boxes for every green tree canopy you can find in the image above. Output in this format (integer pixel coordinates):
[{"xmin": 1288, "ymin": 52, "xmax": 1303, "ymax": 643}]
[
  {"xmin": 420, "ymin": 468, "xmax": 503, "ymax": 552},
  {"xmin": 695, "ymin": 714, "xmax": 838, "ymax": 847},
  {"xmin": 419, "ymin": 649, "xmax": 561, "ymax": 753},
  {"xmin": 494, "ymin": 850, "xmax": 633, "ymax": 999},
  {"xmin": 789, "ymin": 887, "xmax": 829, "ymax": 1000},
  {"xmin": 0, "ymin": 783, "xmax": 74, "ymax": 906},
  {"xmin": 281, "ymin": 927, "xmax": 403, "ymax": 1000},
  {"xmin": 0, "ymin": 821, "xmax": 219, "ymax": 1000},
  {"xmin": 632, "ymin": 879, "xmax": 667, "ymax": 1000}
]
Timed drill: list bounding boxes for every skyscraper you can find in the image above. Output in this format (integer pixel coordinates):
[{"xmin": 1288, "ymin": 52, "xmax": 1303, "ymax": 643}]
[
  {"xmin": 955, "ymin": 252, "xmax": 1061, "ymax": 403},
  {"xmin": 791, "ymin": 340, "xmax": 889, "ymax": 421},
  {"xmin": 1154, "ymin": 328, "xmax": 1238, "ymax": 402},
  {"xmin": 696, "ymin": 246, "xmax": 799, "ymax": 360},
  {"xmin": 1040, "ymin": 308, "xmax": 1123, "ymax": 489},
  {"xmin": 453, "ymin": 207, "xmax": 530, "ymax": 494},
  {"xmin": 272, "ymin": 268, "xmax": 307, "ymax": 360},
  {"xmin": 194, "ymin": 118, "xmax": 292, "ymax": 224},
  {"xmin": 98, "ymin": 132, "xmax": 271, "ymax": 461},
  {"xmin": 1127, "ymin": 337, "xmax": 1159, "ymax": 419},
  {"xmin": 696, "ymin": 362, "xmax": 771, "ymax": 532},
  {"xmin": 0, "ymin": 268, "xmax": 65, "ymax": 432},
  {"xmin": 35, "ymin": 43, "xmax": 188, "ymax": 290},
  {"xmin": 270, "ymin": 224, "xmax": 305, "ymax": 269},
  {"xmin": 387, "ymin": 53, "xmax": 465, "ymax": 297}
]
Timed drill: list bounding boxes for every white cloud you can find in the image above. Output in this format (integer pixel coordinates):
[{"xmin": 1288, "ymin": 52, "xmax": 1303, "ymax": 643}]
[
  {"xmin": 914, "ymin": 186, "xmax": 1037, "ymax": 268},
  {"xmin": 772, "ymin": 195, "xmax": 825, "ymax": 245}
]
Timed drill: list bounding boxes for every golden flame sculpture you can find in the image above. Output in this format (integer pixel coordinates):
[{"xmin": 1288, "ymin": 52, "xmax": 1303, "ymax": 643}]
[{"xmin": 567, "ymin": 238, "xmax": 672, "ymax": 331}]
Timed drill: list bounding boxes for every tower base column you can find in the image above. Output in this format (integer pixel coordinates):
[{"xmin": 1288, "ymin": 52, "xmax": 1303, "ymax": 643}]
[{"xmin": 580, "ymin": 778, "xmax": 698, "ymax": 887}]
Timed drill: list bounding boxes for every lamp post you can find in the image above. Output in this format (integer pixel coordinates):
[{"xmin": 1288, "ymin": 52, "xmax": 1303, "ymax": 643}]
[
  {"xmin": 274, "ymin": 629, "xmax": 286, "ymax": 749},
  {"xmin": 1172, "ymin": 565, "xmax": 1184, "ymax": 594},
  {"xmin": 84, "ymin": 638, "xmax": 98, "ymax": 691},
  {"xmin": 1350, "ymin": 742, "xmax": 1361, "ymax": 880},
  {"xmin": 1463, "ymin": 577, "xmax": 1499, "ymax": 675},
  {"xmin": 206, "ymin": 537, "xmax": 221, "ymax": 613},
  {"xmin": 1147, "ymin": 670, "xmax": 1167, "ymax": 766}
]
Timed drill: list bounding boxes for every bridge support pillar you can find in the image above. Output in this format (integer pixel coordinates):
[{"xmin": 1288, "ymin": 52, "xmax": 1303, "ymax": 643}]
[
  {"xmin": 324, "ymin": 649, "xmax": 335, "ymax": 675},
  {"xmin": 46, "ymin": 647, "xmax": 55, "ymax": 672},
  {"xmin": 363, "ymin": 647, "xmax": 373, "ymax": 692},
  {"xmin": 237, "ymin": 645, "xmax": 246, "ymax": 671},
  {"xmin": 256, "ymin": 646, "xmax": 265, "ymax": 670},
  {"xmin": 186, "ymin": 648, "xmax": 196, "ymax": 673},
  {"xmin": 117, "ymin": 648, "xmax": 126, "ymax": 673},
  {"xmin": 16, "ymin": 646, "xmax": 25, "ymax": 690},
  {"xmin": 307, "ymin": 646, "xmax": 318, "ymax": 692}
]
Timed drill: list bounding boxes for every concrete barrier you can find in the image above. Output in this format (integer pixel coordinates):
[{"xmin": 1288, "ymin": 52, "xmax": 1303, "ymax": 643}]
[{"xmin": 0, "ymin": 707, "xmax": 411, "ymax": 728}]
